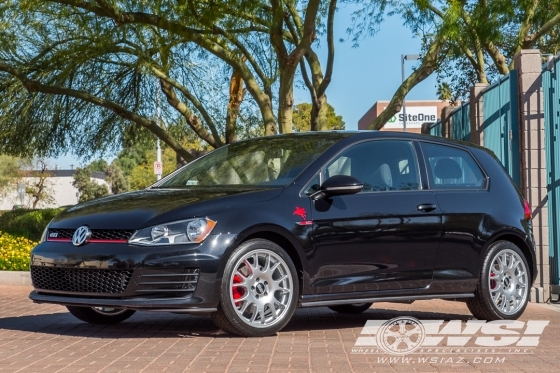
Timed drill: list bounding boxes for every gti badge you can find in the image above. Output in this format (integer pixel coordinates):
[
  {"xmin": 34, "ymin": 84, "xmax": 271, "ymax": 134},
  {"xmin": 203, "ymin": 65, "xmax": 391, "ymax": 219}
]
[{"xmin": 72, "ymin": 226, "xmax": 92, "ymax": 246}]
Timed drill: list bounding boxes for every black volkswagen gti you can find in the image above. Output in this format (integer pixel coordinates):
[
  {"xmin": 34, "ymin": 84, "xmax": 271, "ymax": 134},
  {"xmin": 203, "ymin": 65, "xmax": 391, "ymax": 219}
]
[{"xmin": 30, "ymin": 131, "xmax": 537, "ymax": 337}]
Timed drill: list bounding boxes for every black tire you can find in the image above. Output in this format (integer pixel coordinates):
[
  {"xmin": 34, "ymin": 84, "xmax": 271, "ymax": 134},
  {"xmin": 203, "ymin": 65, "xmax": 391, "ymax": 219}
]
[
  {"xmin": 328, "ymin": 303, "xmax": 373, "ymax": 314},
  {"xmin": 67, "ymin": 306, "xmax": 136, "ymax": 324},
  {"xmin": 467, "ymin": 240, "xmax": 531, "ymax": 320},
  {"xmin": 211, "ymin": 239, "xmax": 299, "ymax": 337}
]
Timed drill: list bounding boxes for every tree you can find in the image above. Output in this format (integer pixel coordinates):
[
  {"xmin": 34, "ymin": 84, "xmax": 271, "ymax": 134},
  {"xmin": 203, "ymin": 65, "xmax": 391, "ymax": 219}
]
[
  {"xmin": 292, "ymin": 103, "xmax": 345, "ymax": 132},
  {"xmin": 25, "ymin": 160, "xmax": 55, "ymax": 209},
  {"xmin": 0, "ymin": 155, "xmax": 20, "ymax": 194},
  {"xmin": 128, "ymin": 147, "xmax": 178, "ymax": 191},
  {"xmin": 105, "ymin": 162, "xmax": 129, "ymax": 194},
  {"xmin": 72, "ymin": 167, "xmax": 109, "ymax": 202},
  {"xmin": 0, "ymin": 0, "xmax": 345, "ymax": 166},
  {"xmin": 364, "ymin": 0, "xmax": 560, "ymax": 129}
]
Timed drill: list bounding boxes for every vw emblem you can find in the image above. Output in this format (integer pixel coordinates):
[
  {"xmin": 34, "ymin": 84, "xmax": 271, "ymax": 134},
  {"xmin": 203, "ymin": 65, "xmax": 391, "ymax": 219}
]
[{"xmin": 72, "ymin": 226, "xmax": 91, "ymax": 246}]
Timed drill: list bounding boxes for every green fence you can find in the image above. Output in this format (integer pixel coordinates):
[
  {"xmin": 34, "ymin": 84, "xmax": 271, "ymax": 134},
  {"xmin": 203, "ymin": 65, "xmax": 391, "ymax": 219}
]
[
  {"xmin": 481, "ymin": 71, "xmax": 520, "ymax": 187},
  {"xmin": 450, "ymin": 102, "xmax": 471, "ymax": 142},
  {"xmin": 544, "ymin": 56, "xmax": 560, "ymax": 289},
  {"xmin": 428, "ymin": 119, "xmax": 442, "ymax": 137}
]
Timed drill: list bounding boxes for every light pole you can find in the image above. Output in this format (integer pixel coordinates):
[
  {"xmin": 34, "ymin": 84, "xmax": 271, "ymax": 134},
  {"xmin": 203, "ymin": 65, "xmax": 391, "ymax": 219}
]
[
  {"xmin": 17, "ymin": 183, "xmax": 25, "ymax": 207},
  {"xmin": 401, "ymin": 54, "xmax": 420, "ymax": 132}
]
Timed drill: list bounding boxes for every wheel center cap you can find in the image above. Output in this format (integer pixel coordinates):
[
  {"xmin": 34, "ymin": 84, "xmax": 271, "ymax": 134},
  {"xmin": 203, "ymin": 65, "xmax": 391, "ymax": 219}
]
[
  {"xmin": 503, "ymin": 277, "xmax": 511, "ymax": 287},
  {"xmin": 255, "ymin": 283, "xmax": 265, "ymax": 295}
]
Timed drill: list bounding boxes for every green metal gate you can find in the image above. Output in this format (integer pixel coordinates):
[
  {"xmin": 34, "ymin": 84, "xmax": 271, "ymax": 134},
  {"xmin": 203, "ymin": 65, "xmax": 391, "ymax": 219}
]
[
  {"xmin": 481, "ymin": 71, "xmax": 520, "ymax": 187},
  {"xmin": 428, "ymin": 119, "xmax": 442, "ymax": 137},
  {"xmin": 450, "ymin": 102, "xmax": 471, "ymax": 142},
  {"xmin": 544, "ymin": 56, "xmax": 560, "ymax": 291}
]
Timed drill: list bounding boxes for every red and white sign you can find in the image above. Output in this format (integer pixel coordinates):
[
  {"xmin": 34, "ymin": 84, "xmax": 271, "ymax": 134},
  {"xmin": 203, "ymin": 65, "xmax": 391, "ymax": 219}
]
[{"xmin": 154, "ymin": 161, "xmax": 163, "ymax": 175}]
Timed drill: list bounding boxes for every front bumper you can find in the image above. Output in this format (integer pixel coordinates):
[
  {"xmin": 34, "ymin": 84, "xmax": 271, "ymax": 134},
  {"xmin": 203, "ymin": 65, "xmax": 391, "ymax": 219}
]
[{"xmin": 29, "ymin": 233, "xmax": 237, "ymax": 311}]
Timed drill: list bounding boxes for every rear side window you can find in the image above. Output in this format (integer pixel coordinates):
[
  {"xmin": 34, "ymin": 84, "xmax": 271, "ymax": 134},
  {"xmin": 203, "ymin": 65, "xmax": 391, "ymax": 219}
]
[{"xmin": 421, "ymin": 142, "xmax": 486, "ymax": 189}]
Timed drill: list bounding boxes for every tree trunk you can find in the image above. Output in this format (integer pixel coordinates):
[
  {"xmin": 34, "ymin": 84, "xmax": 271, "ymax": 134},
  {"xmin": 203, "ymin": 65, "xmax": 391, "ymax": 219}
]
[
  {"xmin": 226, "ymin": 68, "xmax": 245, "ymax": 143},
  {"xmin": 278, "ymin": 71, "xmax": 295, "ymax": 134},
  {"xmin": 310, "ymin": 94, "xmax": 328, "ymax": 131}
]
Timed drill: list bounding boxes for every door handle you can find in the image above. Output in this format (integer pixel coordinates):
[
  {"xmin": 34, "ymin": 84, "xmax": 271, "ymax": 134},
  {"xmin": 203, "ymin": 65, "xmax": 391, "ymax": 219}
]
[{"xmin": 417, "ymin": 204, "xmax": 437, "ymax": 212}]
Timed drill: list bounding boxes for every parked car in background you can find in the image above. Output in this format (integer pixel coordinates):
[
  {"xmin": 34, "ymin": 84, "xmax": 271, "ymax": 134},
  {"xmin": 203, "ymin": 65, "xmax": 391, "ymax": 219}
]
[{"xmin": 29, "ymin": 131, "xmax": 536, "ymax": 337}]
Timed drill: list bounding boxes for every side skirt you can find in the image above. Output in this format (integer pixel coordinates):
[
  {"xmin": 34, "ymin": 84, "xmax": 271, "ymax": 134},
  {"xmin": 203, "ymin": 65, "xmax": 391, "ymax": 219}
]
[{"xmin": 299, "ymin": 293, "xmax": 474, "ymax": 307}]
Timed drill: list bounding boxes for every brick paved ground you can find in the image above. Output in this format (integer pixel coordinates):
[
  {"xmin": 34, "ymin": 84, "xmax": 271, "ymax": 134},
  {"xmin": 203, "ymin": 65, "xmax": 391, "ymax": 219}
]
[{"xmin": 1, "ymin": 285, "xmax": 559, "ymax": 373}]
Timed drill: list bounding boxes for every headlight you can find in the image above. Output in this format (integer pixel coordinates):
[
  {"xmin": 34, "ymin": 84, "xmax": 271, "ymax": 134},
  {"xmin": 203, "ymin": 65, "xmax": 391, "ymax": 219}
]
[
  {"xmin": 129, "ymin": 218, "xmax": 217, "ymax": 246},
  {"xmin": 40, "ymin": 220, "xmax": 53, "ymax": 243}
]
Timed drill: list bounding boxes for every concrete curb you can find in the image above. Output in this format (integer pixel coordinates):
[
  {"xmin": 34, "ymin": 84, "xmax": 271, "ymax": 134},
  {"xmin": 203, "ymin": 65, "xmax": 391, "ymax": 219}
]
[{"xmin": 0, "ymin": 271, "xmax": 31, "ymax": 286}]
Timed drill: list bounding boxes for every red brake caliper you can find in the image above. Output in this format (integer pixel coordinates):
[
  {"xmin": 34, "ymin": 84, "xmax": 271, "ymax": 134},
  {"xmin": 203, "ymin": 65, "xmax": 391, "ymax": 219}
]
[
  {"xmin": 490, "ymin": 272, "xmax": 496, "ymax": 290},
  {"xmin": 232, "ymin": 274, "xmax": 245, "ymax": 306}
]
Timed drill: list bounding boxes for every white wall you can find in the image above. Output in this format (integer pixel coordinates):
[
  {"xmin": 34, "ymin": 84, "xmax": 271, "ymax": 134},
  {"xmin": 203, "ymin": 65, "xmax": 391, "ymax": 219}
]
[{"xmin": 0, "ymin": 176, "xmax": 109, "ymax": 210}]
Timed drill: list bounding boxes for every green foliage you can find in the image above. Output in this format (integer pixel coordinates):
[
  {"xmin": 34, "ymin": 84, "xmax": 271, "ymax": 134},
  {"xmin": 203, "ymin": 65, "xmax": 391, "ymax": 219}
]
[
  {"xmin": 105, "ymin": 162, "xmax": 130, "ymax": 194},
  {"xmin": 0, "ymin": 0, "xmax": 280, "ymax": 159},
  {"xmin": 0, "ymin": 155, "xmax": 20, "ymax": 193},
  {"xmin": 89, "ymin": 159, "xmax": 109, "ymax": 173},
  {"xmin": 0, "ymin": 208, "xmax": 64, "ymax": 241},
  {"xmin": 72, "ymin": 167, "xmax": 109, "ymax": 202},
  {"xmin": 129, "ymin": 147, "xmax": 177, "ymax": 190},
  {"xmin": 292, "ymin": 103, "xmax": 345, "ymax": 132}
]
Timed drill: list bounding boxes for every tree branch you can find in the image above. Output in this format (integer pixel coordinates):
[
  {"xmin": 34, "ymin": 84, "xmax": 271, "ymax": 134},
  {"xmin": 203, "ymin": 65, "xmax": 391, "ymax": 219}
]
[
  {"xmin": 45, "ymin": 0, "xmax": 278, "ymax": 135},
  {"xmin": 146, "ymin": 63, "xmax": 223, "ymax": 147},
  {"xmin": 0, "ymin": 61, "xmax": 195, "ymax": 161},
  {"xmin": 368, "ymin": 36, "xmax": 447, "ymax": 130},
  {"xmin": 317, "ymin": 0, "xmax": 337, "ymax": 97}
]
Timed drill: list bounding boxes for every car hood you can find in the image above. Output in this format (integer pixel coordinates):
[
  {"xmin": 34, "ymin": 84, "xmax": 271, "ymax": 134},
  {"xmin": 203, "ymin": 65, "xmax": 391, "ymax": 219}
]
[{"xmin": 50, "ymin": 186, "xmax": 282, "ymax": 230}]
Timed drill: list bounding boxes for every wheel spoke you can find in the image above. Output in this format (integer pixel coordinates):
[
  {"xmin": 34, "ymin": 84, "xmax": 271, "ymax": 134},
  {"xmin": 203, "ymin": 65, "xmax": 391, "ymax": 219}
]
[
  {"xmin": 274, "ymin": 274, "xmax": 288, "ymax": 284},
  {"xmin": 264, "ymin": 254, "xmax": 271, "ymax": 271}
]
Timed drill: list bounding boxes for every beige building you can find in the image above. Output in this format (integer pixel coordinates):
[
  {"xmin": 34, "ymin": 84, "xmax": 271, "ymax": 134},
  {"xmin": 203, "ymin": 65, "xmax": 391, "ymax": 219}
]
[
  {"xmin": 0, "ymin": 170, "xmax": 108, "ymax": 210},
  {"xmin": 358, "ymin": 100, "xmax": 452, "ymax": 133}
]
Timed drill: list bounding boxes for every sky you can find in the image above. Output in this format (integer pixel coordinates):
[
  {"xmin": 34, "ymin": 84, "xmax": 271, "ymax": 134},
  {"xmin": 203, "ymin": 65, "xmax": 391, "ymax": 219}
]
[{"xmin": 50, "ymin": 5, "xmax": 439, "ymax": 169}]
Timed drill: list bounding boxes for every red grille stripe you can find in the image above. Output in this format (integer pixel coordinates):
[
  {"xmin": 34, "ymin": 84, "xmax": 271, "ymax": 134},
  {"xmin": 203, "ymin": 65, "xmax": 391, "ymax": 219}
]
[
  {"xmin": 88, "ymin": 239, "xmax": 128, "ymax": 243},
  {"xmin": 47, "ymin": 238, "xmax": 71, "ymax": 242}
]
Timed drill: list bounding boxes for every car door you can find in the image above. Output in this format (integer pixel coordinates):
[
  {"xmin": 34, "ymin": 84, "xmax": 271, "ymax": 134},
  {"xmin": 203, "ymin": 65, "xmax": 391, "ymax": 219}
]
[
  {"xmin": 309, "ymin": 139, "xmax": 442, "ymax": 294},
  {"xmin": 419, "ymin": 141, "xmax": 490, "ymax": 286}
]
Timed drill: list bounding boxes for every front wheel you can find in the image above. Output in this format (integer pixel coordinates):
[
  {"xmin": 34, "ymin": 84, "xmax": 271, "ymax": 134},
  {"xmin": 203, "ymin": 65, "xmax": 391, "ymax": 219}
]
[
  {"xmin": 467, "ymin": 240, "xmax": 530, "ymax": 320},
  {"xmin": 67, "ymin": 306, "xmax": 136, "ymax": 324},
  {"xmin": 328, "ymin": 303, "xmax": 373, "ymax": 314},
  {"xmin": 211, "ymin": 239, "xmax": 299, "ymax": 337}
]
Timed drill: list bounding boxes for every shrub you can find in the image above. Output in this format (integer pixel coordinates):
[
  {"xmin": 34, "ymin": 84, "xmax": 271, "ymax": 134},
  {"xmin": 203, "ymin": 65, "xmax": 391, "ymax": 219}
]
[
  {"xmin": 0, "ymin": 208, "xmax": 64, "ymax": 241},
  {"xmin": 0, "ymin": 231, "xmax": 37, "ymax": 271}
]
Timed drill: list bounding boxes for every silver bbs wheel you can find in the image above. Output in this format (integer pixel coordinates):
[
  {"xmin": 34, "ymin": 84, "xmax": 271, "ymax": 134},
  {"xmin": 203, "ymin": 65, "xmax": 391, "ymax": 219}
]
[
  {"xmin": 488, "ymin": 248, "xmax": 528, "ymax": 315},
  {"xmin": 229, "ymin": 249, "xmax": 293, "ymax": 328}
]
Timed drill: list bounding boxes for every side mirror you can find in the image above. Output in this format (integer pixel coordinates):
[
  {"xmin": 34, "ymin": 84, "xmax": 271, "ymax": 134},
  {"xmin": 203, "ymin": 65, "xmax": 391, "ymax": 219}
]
[{"xmin": 311, "ymin": 175, "xmax": 363, "ymax": 200}]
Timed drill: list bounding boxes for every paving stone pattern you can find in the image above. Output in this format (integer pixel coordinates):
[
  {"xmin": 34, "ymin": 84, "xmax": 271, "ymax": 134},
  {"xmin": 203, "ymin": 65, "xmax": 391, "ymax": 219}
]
[{"xmin": 1, "ymin": 286, "xmax": 559, "ymax": 373}]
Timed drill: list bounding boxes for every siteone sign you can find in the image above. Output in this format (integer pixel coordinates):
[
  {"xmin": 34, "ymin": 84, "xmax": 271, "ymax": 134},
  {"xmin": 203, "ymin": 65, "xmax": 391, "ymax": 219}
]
[{"xmin": 384, "ymin": 106, "xmax": 438, "ymax": 128}]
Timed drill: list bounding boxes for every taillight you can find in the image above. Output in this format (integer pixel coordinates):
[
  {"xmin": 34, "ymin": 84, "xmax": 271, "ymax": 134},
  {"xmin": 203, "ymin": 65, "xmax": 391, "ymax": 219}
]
[{"xmin": 523, "ymin": 200, "xmax": 532, "ymax": 221}]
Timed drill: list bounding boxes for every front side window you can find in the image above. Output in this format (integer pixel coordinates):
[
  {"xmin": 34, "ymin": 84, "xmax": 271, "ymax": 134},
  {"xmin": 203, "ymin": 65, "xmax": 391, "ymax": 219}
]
[
  {"xmin": 322, "ymin": 140, "xmax": 421, "ymax": 192},
  {"xmin": 156, "ymin": 134, "xmax": 350, "ymax": 188},
  {"xmin": 420, "ymin": 142, "xmax": 486, "ymax": 189}
]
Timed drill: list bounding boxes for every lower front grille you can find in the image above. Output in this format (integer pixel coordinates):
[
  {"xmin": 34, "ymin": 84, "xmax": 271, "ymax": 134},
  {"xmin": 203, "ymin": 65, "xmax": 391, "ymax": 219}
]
[
  {"xmin": 31, "ymin": 266, "xmax": 133, "ymax": 294},
  {"xmin": 135, "ymin": 268, "xmax": 199, "ymax": 297}
]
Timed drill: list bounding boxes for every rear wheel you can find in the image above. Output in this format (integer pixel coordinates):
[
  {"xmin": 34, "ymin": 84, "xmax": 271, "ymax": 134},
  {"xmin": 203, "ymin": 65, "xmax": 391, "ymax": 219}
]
[
  {"xmin": 467, "ymin": 240, "xmax": 530, "ymax": 320},
  {"xmin": 67, "ymin": 306, "xmax": 136, "ymax": 324},
  {"xmin": 211, "ymin": 239, "xmax": 299, "ymax": 337},
  {"xmin": 328, "ymin": 303, "xmax": 373, "ymax": 314}
]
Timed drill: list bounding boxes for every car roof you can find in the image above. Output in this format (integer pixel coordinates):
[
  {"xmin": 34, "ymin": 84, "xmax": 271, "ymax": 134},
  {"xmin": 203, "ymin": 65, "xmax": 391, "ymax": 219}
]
[{"xmin": 238, "ymin": 130, "xmax": 486, "ymax": 152}]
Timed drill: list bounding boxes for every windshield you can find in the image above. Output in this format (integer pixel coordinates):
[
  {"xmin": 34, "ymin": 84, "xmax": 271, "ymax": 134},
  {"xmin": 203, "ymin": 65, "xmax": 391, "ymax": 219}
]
[{"xmin": 156, "ymin": 134, "xmax": 350, "ymax": 188}]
